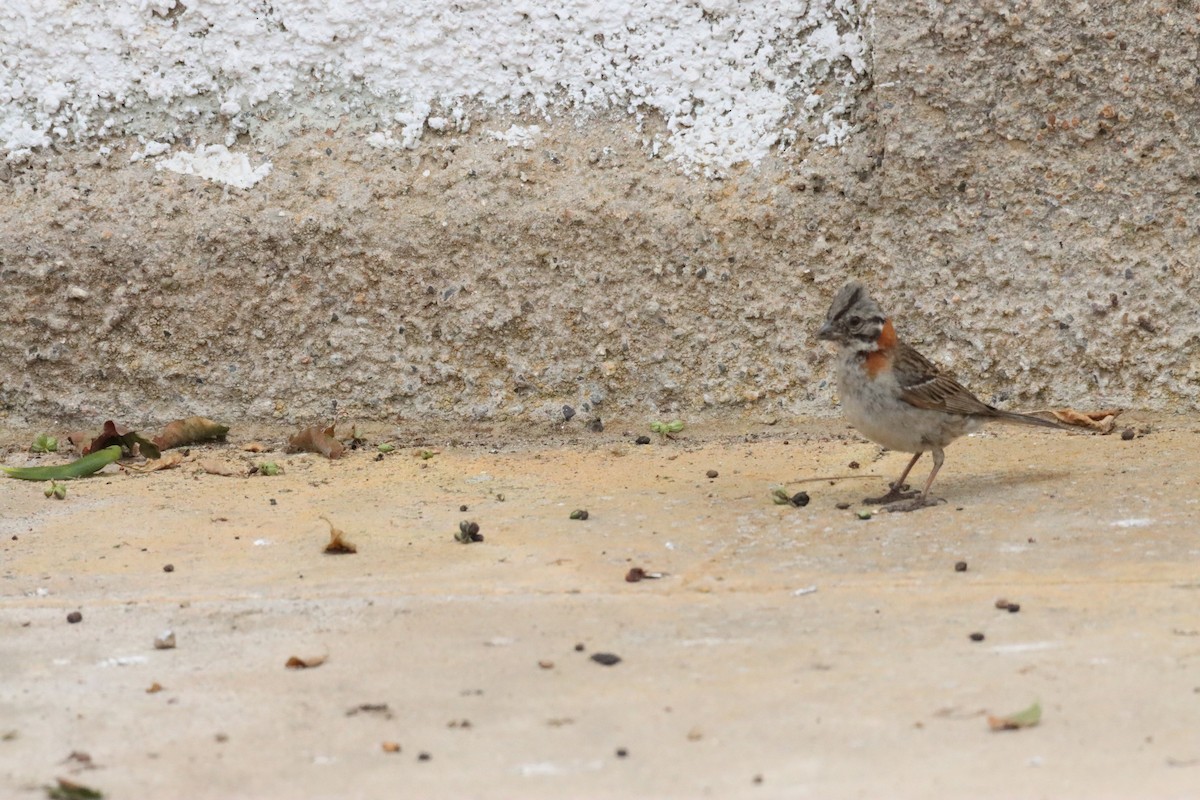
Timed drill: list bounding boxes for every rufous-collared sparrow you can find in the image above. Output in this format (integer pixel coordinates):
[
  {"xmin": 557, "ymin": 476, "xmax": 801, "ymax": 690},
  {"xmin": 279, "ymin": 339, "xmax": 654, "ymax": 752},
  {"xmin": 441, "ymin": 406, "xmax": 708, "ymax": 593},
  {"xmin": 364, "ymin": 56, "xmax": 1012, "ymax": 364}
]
[{"xmin": 817, "ymin": 281, "xmax": 1066, "ymax": 512}]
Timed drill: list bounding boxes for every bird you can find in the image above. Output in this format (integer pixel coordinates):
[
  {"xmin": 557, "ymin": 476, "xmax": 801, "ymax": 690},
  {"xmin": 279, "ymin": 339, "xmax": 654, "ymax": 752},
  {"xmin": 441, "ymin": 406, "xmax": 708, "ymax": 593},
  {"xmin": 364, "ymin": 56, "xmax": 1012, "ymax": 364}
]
[{"xmin": 816, "ymin": 281, "xmax": 1066, "ymax": 512}]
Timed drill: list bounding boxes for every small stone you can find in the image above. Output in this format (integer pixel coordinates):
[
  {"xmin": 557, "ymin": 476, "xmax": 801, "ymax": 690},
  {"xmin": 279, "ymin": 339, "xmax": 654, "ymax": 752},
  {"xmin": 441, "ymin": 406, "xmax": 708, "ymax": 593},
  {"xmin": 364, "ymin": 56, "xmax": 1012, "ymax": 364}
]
[
  {"xmin": 381, "ymin": 741, "xmax": 401, "ymax": 753},
  {"xmin": 590, "ymin": 652, "xmax": 621, "ymax": 666},
  {"xmin": 66, "ymin": 611, "xmax": 82, "ymax": 624},
  {"xmin": 791, "ymin": 491, "xmax": 810, "ymax": 507},
  {"xmin": 969, "ymin": 632, "xmax": 985, "ymax": 642},
  {"xmin": 538, "ymin": 660, "xmax": 555, "ymax": 669},
  {"xmin": 459, "ymin": 504, "xmax": 468, "ymax": 512},
  {"xmin": 835, "ymin": 502, "xmax": 851, "ymax": 510},
  {"xmin": 625, "ymin": 567, "xmax": 646, "ymax": 583},
  {"xmin": 706, "ymin": 469, "xmax": 719, "ymax": 479},
  {"xmin": 588, "ymin": 417, "xmax": 604, "ymax": 433},
  {"xmin": 848, "ymin": 461, "xmax": 861, "ymax": 469},
  {"xmin": 1007, "ymin": 603, "xmax": 1021, "ymax": 613},
  {"xmin": 562, "ymin": 405, "xmax": 576, "ymax": 421},
  {"xmin": 634, "ymin": 435, "xmax": 651, "ymax": 445},
  {"xmin": 615, "ymin": 747, "xmax": 628, "ymax": 758},
  {"xmin": 417, "ymin": 752, "xmax": 431, "ymax": 762},
  {"xmin": 569, "ymin": 509, "xmax": 589, "ymax": 520},
  {"xmin": 154, "ymin": 630, "xmax": 177, "ymax": 650},
  {"xmin": 1121, "ymin": 428, "xmax": 1135, "ymax": 440},
  {"xmin": 574, "ymin": 643, "xmax": 586, "ymax": 652},
  {"xmin": 856, "ymin": 510, "xmax": 872, "ymax": 520},
  {"xmin": 995, "ymin": 598, "xmax": 1010, "ymax": 609},
  {"xmin": 954, "ymin": 561, "xmax": 968, "ymax": 572},
  {"xmin": 163, "ymin": 564, "xmax": 175, "ymax": 573}
]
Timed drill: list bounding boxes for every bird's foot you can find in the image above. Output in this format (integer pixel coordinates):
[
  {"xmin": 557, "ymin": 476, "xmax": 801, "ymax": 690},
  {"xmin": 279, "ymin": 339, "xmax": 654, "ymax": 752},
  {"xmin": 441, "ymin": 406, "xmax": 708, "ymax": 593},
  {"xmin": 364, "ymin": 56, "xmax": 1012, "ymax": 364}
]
[
  {"xmin": 863, "ymin": 484, "xmax": 918, "ymax": 505},
  {"xmin": 883, "ymin": 495, "xmax": 946, "ymax": 513}
]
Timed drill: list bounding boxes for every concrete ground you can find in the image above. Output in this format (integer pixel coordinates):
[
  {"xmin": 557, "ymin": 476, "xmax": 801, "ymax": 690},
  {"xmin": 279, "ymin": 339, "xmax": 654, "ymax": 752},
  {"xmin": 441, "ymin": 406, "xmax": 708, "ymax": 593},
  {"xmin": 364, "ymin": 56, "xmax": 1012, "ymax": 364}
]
[{"xmin": 2, "ymin": 415, "xmax": 1199, "ymax": 799}]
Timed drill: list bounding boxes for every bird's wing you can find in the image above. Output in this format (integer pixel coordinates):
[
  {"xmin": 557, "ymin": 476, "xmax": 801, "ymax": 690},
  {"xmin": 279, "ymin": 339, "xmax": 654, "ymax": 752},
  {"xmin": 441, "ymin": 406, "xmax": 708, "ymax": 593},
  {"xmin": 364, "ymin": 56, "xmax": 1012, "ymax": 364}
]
[{"xmin": 892, "ymin": 342, "xmax": 997, "ymax": 417}]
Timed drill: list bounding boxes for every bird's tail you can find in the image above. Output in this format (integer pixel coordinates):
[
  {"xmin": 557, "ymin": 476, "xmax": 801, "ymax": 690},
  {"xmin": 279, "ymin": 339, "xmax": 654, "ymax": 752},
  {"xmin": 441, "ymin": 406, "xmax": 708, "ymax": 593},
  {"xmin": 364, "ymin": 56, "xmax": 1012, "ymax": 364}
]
[{"xmin": 989, "ymin": 408, "xmax": 1074, "ymax": 431}]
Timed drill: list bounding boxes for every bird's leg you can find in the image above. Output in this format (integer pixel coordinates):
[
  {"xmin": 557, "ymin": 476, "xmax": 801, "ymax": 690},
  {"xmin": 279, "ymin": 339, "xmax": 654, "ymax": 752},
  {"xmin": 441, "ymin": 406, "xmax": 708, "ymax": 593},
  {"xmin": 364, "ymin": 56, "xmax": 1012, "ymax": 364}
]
[
  {"xmin": 885, "ymin": 447, "xmax": 948, "ymax": 512},
  {"xmin": 863, "ymin": 452, "xmax": 923, "ymax": 504}
]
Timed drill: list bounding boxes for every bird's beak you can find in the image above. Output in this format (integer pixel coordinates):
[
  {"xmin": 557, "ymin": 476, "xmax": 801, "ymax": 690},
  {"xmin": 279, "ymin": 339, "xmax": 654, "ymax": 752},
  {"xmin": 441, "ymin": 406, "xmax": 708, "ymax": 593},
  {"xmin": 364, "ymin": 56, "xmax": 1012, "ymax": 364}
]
[{"xmin": 816, "ymin": 321, "xmax": 836, "ymax": 341}]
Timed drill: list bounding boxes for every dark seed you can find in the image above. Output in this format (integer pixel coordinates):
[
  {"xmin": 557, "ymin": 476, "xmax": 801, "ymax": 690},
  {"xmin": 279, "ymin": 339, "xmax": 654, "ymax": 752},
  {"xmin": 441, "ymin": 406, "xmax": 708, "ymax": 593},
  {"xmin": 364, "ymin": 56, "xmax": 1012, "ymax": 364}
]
[
  {"xmin": 848, "ymin": 461, "xmax": 861, "ymax": 469},
  {"xmin": 459, "ymin": 504, "xmax": 468, "ymax": 512},
  {"xmin": 574, "ymin": 643, "xmax": 585, "ymax": 652},
  {"xmin": 634, "ymin": 435, "xmax": 651, "ymax": 445},
  {"xmin": 562, "ymin": 405, "xmax": 576, "ymax": 421},
  {"xmin": 163, "ymin": 564, "xmax": 175, "ymax": 573},
  {"xmin": 969, "ymin": 632, "xmax": 985, "ymax": 642},
  {"xmin": 417, "ymin": 752, "xmax": 431, "ymax": 762},
  {"xmin": 626, "ymin": 567, "xmax": 646, "ymax": 583},
  {"xmin": 705, "ymin": 469, "xmax": 718, "ymax": 479},
  {"xmin": 1007, "ymin": 603, "xmax": 1021, "ymax": 613},
  {"xmin": 67, "ymin": 611, "xmax": 82, "ymax": 624},
  {"xmin": 616, "ymin": 747, "xmax": 628, "ymax": 758},
  {"xmin": 791, "ymin": 492, "xmax": 810, "ymax": 507},
  {"xmin": 1121, "ymin": 428, "xmax": 1135, "ymax": 440},
  {"xmin": 590, "ymin": 652, "xmax": 621, "ymax": 666},
  {"xmin": 954, "ymin": 561, "xmax": 967, "ymax": 572}
]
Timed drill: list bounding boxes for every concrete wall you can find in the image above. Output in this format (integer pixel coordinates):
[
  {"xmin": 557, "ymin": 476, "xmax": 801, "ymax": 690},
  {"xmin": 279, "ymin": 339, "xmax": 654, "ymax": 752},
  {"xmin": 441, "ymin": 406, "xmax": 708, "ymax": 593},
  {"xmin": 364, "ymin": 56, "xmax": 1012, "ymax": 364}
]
[{"xmin": 1, "ymin": 0, "xmax": 1196, "ymax": 427}]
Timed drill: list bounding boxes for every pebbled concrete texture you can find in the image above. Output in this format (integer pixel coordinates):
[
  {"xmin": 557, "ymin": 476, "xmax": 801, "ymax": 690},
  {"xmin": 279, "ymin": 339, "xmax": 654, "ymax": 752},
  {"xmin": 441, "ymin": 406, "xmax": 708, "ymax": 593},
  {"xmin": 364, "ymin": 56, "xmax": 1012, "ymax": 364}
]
[{"xmin": 1, "ymin": 0, "xmax": 1198, "ymax": 427}]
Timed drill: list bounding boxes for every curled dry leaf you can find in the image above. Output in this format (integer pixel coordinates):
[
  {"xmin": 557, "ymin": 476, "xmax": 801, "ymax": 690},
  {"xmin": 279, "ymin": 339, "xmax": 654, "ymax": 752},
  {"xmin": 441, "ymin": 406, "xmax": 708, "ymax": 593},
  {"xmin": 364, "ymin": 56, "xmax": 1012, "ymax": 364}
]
[
  {"xmin": 123, "ymin": 451, "xmax": 184, "ymax": 474},
  {"xmin": 153, "ymin": 416, "xmax": 230, "ymax": 450},
  {"xmin": 241, "ymin": 442, "xmax": 267, "ymax": 453},
  {"xmin": 287, "ymin": 425, "xmax": 345, "ymax": 459},
  {"xmin": 84, "ymin": 420, "xmax": 161, "ymax": 460},
  {"xmin": 987, "ymin": 700, "xmax": 1042, "ymax": 731},
  {"xmin": 197, "ymin": 459, "xmax": 249, "ymax": 477},
  {"xmin": 1046, "ymin": 408, "xmax": 1123, "ymax": 434},
  {"xmin": 321, "ymin": 517, "xmax": 357, "ymax": 554},
  {"xmin": 285, "ymin": 654, "xmax": 328, "ymax": 669}
]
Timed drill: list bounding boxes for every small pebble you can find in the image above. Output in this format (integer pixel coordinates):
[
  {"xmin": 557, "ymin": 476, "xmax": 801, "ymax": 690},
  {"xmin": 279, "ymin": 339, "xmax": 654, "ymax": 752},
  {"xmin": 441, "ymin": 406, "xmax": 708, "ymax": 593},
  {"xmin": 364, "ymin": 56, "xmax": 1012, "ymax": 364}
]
[
  {"xmin": 538, "ymin": 660, "xmax": 555, "ymax": 669},
  {"xmin": 1121, "ymin": 428, "xmax": 1135, "ymax": 440},
  {"xmin": 835, "ymin": 502, "xmax": 851, "ymax": 510},
  {"xmin": 569, "ymin": 509, "xmax": 589, "ymax": 520},
  {"xmin": 562, "ymin": 405, "xmax": 576, "ymax": 421},
  {"xmin": 1007, "ymin": 603, "xmax": 1021, "ymax": 613},
  {"xmin": 848, "ymin": 461, "xmax": 861, "ymax": 469},
  {"xmin": 417, "ymin": 752, "xmax": 431, "ymax": 762},
  {"xmin": 994, "ymin": 598, "xmax": 1010, "ymax": 609},
  {"xmin": 626, "ymin": 567, "xmax": 647, "ymax": 583},
  {"xmin": 615, "ymin": 747, "xmax": 628, "ymax": 758},
  {"xmin": 791, "ymin": 491, "xmax": 810, "ymax": 507},
  {"xmin": 954, "ymin": 561, "xmax": 967, "ymax": 572},
  {"xmin": 856, "ymin": 510, "xmax": 872, "ymax": 520},
  {"xmin": 574, "ymin": 643, "xmax": 586, "ymax": 652},
  {"xmin": 590, "ymin": 652, "xmax": 622, "ymax": 666},
  {"xmin": 459, "ymin": 504, "xmax": 468, "ymax": 512},
  {"xmin": 969, "ymin": 632, "xmax": 985, "ymax": 642},
  {"xmin": 154, "ymin": 630, "xmax": 177, "ymax": 650},
  {"xmin": 163, "ymin": 564, "xmax": 175, "ymax": 573},
  {"xmin": 634, "ymin": 435, "xmax": 651, "ymax": 445},
  {"xmin": 706, "ymin": 469, "xmax": 719, "ymax": 479},
  {"xmin": 66, "ymin": 611, "xmax": 82, "ymax": 624},
  {"xmin": 588, "ymin": 418, "xmax": 604, "ymax": 433}
]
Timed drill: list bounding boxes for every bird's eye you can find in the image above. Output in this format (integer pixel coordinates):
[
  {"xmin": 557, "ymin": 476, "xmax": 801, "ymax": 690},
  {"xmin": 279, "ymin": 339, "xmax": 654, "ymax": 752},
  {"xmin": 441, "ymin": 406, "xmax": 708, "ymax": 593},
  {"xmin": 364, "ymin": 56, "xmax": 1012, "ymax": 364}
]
[{"xmin": 847, "ymin": 315, "xmax": 862, "ymax": 327}]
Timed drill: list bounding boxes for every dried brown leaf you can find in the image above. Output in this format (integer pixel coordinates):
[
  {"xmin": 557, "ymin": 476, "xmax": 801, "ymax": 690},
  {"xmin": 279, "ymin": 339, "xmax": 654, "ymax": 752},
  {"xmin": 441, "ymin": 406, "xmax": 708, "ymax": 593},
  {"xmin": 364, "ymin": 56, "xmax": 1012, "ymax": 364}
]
[
  {"xmin": 287, "ymin": 425, "xmax": 345, "ymax": 459},
  {"xmin": 197, "ymin": 459, "xmax": 248, "ymax": 477},
  {"xmin": 241, "ymin": 442, "xmax": 267, "ymax": 453},
  {"xmin": 84, "ymin": 420, "xmax": 160, "ymax": 459},
  {"xmin": 321, "ymin": 517, "xmax": 357, "ymax": 554},
  {"xmin": 1048, "ymin": 408, "xmax": 1123, "ymax": 433},
  {"xmin": 123, "ymin": 452, "xmax": 184, "ymax": 474},
  {"xmin": 153, "ymin": 416, "xmax": 230, "ymax": 450},
  {"xmin": 285, "ymin": 654, "xmax": 328, "ymax": 669}
]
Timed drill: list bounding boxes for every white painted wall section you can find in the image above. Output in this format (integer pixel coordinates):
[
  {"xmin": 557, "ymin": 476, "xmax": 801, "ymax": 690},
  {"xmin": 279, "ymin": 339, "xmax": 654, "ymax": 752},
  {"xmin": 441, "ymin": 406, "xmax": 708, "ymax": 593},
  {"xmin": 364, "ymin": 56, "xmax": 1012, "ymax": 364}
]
[{"xmin": 1, "ymin": 0, "xmax": 869, "ymax": 172}]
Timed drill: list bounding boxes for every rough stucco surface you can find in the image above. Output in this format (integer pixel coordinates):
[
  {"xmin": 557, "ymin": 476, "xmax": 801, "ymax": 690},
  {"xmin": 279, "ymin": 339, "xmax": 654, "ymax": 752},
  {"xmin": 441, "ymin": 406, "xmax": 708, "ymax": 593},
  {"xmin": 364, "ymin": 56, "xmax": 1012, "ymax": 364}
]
[{"xmin": 1, "ymin": 1, "xmax": 1198, "ymax": 427}]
